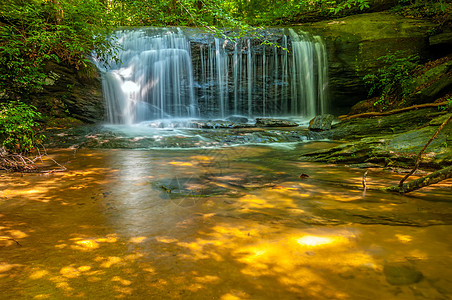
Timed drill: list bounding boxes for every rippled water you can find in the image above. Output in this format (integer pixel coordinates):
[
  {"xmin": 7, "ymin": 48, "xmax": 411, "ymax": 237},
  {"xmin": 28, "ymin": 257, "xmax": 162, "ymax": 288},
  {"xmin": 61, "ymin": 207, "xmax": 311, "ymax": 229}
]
[{"xmin": 1, "ymin": 143, "xmax": 452, "ymax": 299}]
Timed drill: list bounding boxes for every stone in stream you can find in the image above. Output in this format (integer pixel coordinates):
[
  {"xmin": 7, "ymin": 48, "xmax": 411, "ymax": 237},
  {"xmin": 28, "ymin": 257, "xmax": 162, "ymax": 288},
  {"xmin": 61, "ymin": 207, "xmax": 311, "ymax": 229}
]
[
  {"xmin": 190, "ymin": 120, "xmax": 253, "ymax": 129},
  {"xmin": 226, "ymin": 116, "xmax": 249, "ymax": 123},
  {"xmin": 308, "ymin": 114, "xmax": 335, "ymax": 131},
  {"xmin": 255, "ymin": 118, "xmax": 299, "ymax": 127}
]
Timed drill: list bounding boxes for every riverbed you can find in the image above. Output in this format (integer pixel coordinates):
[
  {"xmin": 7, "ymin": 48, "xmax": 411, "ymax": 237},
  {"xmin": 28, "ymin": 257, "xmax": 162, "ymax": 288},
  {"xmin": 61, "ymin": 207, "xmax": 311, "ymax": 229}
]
[{"xmin": 1, "ymin": 142, "xmax": 452, "ymax": 299}]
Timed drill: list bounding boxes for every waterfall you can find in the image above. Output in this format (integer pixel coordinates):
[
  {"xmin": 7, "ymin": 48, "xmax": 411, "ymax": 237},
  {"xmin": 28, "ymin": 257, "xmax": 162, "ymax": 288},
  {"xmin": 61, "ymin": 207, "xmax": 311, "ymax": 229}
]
[
  {"xmin": 289, "ymin": 29, "xmax": 329, "ymax": 117},
  {"xmin": 97, "ymin": 28, "xmax": 328, "ymax": 124},
  {"xmin": 98, "ymin": 28, "xmax": 197, "ymax": 124}
]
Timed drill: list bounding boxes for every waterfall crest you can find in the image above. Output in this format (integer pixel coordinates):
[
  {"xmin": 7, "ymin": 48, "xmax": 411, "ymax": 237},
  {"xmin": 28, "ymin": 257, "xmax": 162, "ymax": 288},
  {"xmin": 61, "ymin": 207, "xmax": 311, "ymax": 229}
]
[{"xmin": 97, "ymin": 28, "xmax": 328, "ymax": 124}]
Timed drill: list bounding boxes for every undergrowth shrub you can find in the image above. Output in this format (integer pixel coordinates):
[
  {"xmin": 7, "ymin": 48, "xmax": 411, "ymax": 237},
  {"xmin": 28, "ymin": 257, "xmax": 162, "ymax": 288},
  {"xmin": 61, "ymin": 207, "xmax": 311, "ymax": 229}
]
[
  {"xmin": 0, "ymin": 101, "xmax": 45, "ymax": 154},
  {"xmin": 363, "ymin": 52, "xmax": 420, "ymax": 110}
]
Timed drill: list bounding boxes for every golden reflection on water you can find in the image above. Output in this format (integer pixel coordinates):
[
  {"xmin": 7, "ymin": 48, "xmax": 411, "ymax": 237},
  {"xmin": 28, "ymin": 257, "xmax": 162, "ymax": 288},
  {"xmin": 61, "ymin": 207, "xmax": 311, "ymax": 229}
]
[{"xmin": 0, "ymin": 146, "xmax": 451, "ymax": 299}]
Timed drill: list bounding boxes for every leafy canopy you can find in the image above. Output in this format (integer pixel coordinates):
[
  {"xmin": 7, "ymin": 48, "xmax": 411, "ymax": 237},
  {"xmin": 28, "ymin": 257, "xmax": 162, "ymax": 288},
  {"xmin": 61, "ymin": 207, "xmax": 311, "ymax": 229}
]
[{"xmin": 0, "ymin": 0, "xmax": 117, "ymax": 99}]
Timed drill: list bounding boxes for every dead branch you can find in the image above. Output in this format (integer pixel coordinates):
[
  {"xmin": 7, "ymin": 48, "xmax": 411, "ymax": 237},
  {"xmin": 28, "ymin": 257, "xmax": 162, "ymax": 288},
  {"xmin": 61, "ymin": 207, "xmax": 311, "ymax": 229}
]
[
  {"xmin": 0, "ymin": 145, "xmax": 67, "ymax": 173},
  {"xmin": 339, "ymin": 101, "xmax": 450, "ymax": 121},
  {"xmin": 398, "ymin": 113, "xmax": 452, "ymax": 187},
  {"xmin": 362, "ymin": 170, "xmax": 368, "ymax": 191},
  {"xmin": 386, "ymin": 165, "xmax": 452, "ymax": 193}
]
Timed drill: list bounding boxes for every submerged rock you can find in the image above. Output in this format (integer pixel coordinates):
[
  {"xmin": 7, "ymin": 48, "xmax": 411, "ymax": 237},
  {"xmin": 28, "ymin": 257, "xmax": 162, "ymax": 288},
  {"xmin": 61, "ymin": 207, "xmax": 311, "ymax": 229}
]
[
  {"xmin": 383, "ymin": 263, "xmax": 423, "ymax": 285},
  {"xmin": 308, "ymin": 114, "xmax": 335, "ymax": 131},
  {"xmin": 226, "ymin": 116, "xmax": 249, "ymax": 123},
  {"xmin": 255, "ymin": 118, "xmax": 299, "ymax": 127},
  {"xmin": 190, "ymin": 120, "xmax": 253, "ymax": 129}
]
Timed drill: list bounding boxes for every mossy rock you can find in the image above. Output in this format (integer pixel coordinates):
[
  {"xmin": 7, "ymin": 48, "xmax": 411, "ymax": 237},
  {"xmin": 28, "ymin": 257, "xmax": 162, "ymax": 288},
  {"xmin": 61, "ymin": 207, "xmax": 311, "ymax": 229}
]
[
  {"xmin": 295, "ymin": 11, "xmax": 438, "ymax": 111},
  {"xmin": 303, "ymin": 109, "xmax": 452, "ymax": 169}
]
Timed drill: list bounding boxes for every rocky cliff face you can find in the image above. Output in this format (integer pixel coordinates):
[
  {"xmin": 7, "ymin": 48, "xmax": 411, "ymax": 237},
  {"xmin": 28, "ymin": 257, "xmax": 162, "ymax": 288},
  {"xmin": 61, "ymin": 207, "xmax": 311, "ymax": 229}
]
[
  {"xmin": 301, "ymin": 11, "xmax": 441, "ymax": 113},
  {"xmin": 33, "ymin": 61, "xmax": 104, "ymax": 123}
]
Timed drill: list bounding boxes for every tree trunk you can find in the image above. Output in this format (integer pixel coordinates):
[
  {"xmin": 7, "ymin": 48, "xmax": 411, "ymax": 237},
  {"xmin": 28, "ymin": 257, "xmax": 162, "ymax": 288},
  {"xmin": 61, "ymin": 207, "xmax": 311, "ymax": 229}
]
[
  {"xmin": 386, "ymin": 165, "xmax": 452, "ymax": 193},
  {"xmin": 53, "ymin": 0, "xmax": 64, "ymax": 24}
]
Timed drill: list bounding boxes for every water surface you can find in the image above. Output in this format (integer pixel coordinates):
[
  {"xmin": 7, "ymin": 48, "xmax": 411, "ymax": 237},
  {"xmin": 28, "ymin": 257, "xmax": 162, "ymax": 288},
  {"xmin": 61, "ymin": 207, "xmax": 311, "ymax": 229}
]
[{"xmin": 1, "ymin": 143, "xmax": 451, "ymax": 299}]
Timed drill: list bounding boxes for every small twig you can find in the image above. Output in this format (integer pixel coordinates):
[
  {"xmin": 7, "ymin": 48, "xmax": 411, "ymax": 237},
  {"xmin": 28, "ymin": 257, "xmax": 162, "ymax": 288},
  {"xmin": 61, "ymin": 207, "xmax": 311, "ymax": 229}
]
[
  {"xmin": 45, "ymin": 156, "xmax": 67, "ymax": 171},
  {"xmin": 362, "ymin": 170, "xmax": 368, "ymax": 191},
  {"xmin": 35, "ymin": 146, "xmax": 44, "ymax": 164},
  {"xmin": 0, "ymin": 145, "xmax": 67, "ymax": 173},
  {"xmin": 0, "ymin": 237, "xmax": 22, "ymax": 247}
]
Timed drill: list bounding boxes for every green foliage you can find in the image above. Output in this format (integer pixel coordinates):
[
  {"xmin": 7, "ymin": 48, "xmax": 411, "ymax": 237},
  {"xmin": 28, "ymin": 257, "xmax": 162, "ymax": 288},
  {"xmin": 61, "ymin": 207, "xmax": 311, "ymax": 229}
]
[
  {"xmin": 438, "ymin": 98, "xmax": 452, "ymax": 111},
  {"xmin": 392, "ymin": 0, "xmax": 451, "ymax": 21},
  {"xmin": 329, "ymin": 0, "xmax": 370, "ymax": 14},
  {"xmin": 0, "ymin": 101, "xmax": 45, "ymax": 154},
  {"xmin": 363, "ymin": 52, "xmax": 420, "ymax": 109},
  {"xmin": 0, "ymin": 0, "xmax": 117, "ymax": 100}
]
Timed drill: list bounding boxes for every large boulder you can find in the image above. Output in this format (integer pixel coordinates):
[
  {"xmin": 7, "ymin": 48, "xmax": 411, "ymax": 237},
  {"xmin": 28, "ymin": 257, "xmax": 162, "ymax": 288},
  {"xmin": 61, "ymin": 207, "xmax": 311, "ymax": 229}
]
[
  {"xmin": 302, "ymin": 108, "xmax": 452, "ymax": 169},
  {"xmin": 309, "ymin": 114, "xmax": 335, "ymax": 131}
]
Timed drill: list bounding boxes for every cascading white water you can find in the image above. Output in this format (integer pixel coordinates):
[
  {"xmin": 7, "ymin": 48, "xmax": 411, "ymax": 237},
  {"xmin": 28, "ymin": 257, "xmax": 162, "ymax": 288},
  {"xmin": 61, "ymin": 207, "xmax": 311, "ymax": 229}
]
[
  {"xmin": 289, "ymin": 29, "xmax": 329, "ymax": 117},
  {"xmin": 97, "ymin": 28, "xmax": 328, "ymax": 124},
  {"xmin": 98, "ymin": 28, "xmax": 197, "ymax": 124}
]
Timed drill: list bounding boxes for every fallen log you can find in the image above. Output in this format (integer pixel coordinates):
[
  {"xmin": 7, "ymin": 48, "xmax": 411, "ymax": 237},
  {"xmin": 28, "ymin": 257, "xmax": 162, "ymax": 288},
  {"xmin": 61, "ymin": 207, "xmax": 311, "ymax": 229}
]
[
  {"xmin": 386, "ymin": 165, "xmax": 452, "ymax": 193},
  {"xmin": 385, "ymin": 113, "xmax": 452, "ymax": 193},
  {"xmin": 339, "ymin": 101, "xmax": 450, "ymax": 121},
  {"xmin": 398, "ymin": 113, "xmax": 452, "ymax": 187}
]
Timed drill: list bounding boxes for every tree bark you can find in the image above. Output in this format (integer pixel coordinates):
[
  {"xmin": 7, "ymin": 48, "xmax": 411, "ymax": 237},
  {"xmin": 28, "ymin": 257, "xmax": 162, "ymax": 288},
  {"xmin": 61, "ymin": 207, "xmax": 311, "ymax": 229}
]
[
  {"xmin": 386, "ymin": 165, "xmax": 452, "ymax": 193},
  {"xmin": 53, "ymin": 0, "xmax": 64, "ymax": 24}
]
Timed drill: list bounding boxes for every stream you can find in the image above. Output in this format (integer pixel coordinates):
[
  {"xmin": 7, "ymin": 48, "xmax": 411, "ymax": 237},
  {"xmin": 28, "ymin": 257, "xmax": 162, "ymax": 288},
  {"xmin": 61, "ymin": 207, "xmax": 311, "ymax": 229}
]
[{"xmin": 1, "ymin": 141, "xmax": 452, "ymax": 299}]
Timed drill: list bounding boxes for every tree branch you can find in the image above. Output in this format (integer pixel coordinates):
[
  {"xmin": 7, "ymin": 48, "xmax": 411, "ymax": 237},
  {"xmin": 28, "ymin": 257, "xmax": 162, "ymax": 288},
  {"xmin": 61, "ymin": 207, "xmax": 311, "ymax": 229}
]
[
  {"xmin": 339, "ymin": 101, "xmax": 450, "ymax": 121},
  {"xmin": 386, "ymin": 165, "xmax": 452, "ymax": 193},
  {"xmin": 398, "ymin": 113, "xmax": 452, "ymax": 187}
]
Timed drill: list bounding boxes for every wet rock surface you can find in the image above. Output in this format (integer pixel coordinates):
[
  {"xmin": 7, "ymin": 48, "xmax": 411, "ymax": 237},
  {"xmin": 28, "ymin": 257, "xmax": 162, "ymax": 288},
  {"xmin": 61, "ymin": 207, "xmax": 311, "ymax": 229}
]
[
  {"xmin": 302, "ymin": 11, "xmax": 438, "ymax": 111},
  {"xmin": 255, "ymin": 118, "xmax": 299, "ymax": 127},
  {"xmin": 308, "ymin": 114, "xmax": 335, "ymax": 131},
  {"xmin": 190, "ymin": 120, "xmax": 253, "ymax": 129},
  {"xmin": 34, "ymin": 61, "xmax": 104, "ymax": 123},
  {"xmin": 302, "ymin": 108, "xmax": 452, "ymax": 169}
]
